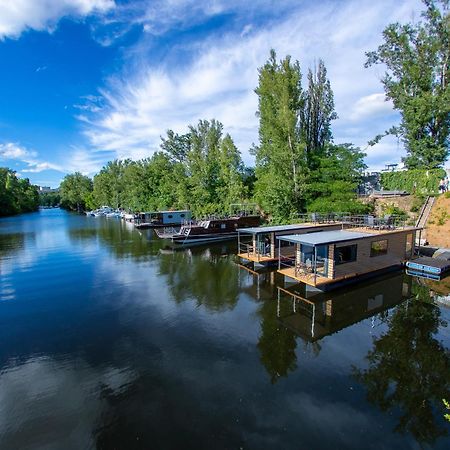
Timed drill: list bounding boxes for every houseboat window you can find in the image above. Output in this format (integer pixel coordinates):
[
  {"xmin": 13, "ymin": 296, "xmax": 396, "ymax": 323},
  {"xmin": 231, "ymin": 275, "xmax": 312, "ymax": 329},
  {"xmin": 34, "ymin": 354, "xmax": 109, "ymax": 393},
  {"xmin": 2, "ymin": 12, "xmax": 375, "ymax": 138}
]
[
  {"xmin": 168, "ymin": 215, "xmax": 173, "ymax": 219},
  {"xmin": 370, "ymin": 239, "xmax": 388, "ymax": 257},
  {"xmin": 335, "ymin": 244, "xmax": 357, "ymax": 265},
  {"xmin": 405, "ymin": 233, "xmax": 413, "ymax": 258},
  {"xmin": 180, "ymin": 214, "xmax": 185, "ymax": 218}
]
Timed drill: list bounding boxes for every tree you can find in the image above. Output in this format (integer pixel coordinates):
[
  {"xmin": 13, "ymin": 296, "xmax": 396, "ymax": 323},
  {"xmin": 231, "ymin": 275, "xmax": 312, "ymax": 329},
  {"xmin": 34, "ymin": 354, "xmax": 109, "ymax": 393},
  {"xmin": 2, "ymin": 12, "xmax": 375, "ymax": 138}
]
[
  {"xmin": 301, "ymin": 59, "xmax": 337, "ymax": 169},
  {"xmin": 0, "ymin": 168, "xmax": 39, "ymax": 216},
  {"xmin": 59, "ymin": 172, "xmax": 93, "ymax": 211},
  {"xmin": 307, "ymin": 144, "xmax": 369, "ymax": 213},
  {"xmin": 93, "ymin": 160, "xmax": 130, "ymax": 209},
  {"xmin": 366, "ymin": 0, "xmax": 450, "ymax": 168},
  {"xmin": 161, "ymin": 119, "xmax": 247, "ymax": 216},
  {"xmin": 253, "ymin": 50, "xmax": 307, "ymax": 221}
]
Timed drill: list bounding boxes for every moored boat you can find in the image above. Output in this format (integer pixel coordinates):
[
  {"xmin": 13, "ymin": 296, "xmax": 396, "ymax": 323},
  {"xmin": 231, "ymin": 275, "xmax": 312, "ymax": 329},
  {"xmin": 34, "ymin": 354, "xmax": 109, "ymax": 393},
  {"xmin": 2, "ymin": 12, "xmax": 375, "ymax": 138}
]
[
  {"xmin": 155, "ymin": 215, "xmax": 261, "ymax": 245},
  {"xmin": 135, "ymin": 210, "xmax": 192, "ymax": 229}
]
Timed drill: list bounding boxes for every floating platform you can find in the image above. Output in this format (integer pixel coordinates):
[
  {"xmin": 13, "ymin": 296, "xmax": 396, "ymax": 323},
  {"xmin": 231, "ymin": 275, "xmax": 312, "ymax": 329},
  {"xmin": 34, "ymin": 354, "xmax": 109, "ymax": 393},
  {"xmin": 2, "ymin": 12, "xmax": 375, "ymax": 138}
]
[{"xmin": 406, "ymin": 256, "xmax": 450, "ymax": 276}]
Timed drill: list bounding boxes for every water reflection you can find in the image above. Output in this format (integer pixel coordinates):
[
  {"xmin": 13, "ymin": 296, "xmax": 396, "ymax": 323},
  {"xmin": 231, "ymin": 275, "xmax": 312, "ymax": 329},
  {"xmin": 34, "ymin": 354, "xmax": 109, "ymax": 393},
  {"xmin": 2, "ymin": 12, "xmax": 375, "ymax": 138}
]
[
  {"xmin": 0, "ymin": 232, "xmax": 27, "ymax": 258},
  {"xmin": 1, "ymin": 210, "xmax": 449, "ymax": 449},
  {"xmin": 68, "ymin": 218, "xmax": 157, "ymax": 260},
  {"xmin": 277, "ymin": 273, "xmax": 412, "ymax": 342},
  {"xmin": 353, "ymin": 283, "xmax": 450, "ymax": 445},
  {"xmin": 158, "ymin": 246, "xmax": 240, "ymax": 311}
]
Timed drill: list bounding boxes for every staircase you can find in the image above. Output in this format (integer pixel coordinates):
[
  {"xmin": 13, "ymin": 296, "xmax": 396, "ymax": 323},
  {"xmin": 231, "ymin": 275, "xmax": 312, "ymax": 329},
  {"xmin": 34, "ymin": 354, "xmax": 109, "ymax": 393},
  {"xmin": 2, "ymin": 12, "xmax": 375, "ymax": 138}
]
[{"xmin": 416, "ymin": 196, "xmax": 435, "ymax": 228}]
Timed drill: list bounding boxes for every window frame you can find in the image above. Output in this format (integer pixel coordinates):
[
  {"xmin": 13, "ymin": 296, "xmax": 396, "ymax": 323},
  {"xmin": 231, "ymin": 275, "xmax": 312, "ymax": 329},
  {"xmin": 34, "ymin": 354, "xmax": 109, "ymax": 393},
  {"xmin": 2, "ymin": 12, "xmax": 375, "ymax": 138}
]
[
  {"xmin": 370, "ymin": 239, "xmax": 389, "ymax": 257},
  {"xmin": 335, "ymin": 244, "xmax": 358, "ymax": 265}
]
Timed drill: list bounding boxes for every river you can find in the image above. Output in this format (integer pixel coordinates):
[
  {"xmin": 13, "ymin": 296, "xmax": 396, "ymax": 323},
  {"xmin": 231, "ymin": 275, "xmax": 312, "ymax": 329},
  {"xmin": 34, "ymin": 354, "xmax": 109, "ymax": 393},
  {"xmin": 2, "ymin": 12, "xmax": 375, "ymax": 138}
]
[{"xmin": 0, "ymin": 208, "xmax": 449, "ymax": 449}]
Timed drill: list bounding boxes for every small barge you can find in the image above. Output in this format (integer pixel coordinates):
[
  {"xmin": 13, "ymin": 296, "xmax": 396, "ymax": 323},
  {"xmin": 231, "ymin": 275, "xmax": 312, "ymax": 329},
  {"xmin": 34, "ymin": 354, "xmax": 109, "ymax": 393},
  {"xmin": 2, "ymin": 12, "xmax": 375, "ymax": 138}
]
[
  {"xmin": 156, "ymin": 215, "xmax": 260, "ymax": 245},
  {"xmin": 406, "ymin": 256, "xmax": 450, "ymax": 279}
]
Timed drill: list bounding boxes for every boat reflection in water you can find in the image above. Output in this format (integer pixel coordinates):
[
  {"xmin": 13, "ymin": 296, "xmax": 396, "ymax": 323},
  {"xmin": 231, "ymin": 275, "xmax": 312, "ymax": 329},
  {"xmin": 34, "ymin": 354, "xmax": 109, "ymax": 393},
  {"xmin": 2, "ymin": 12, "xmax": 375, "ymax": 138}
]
[
  {"xmin": 238, "ymin": 263, "xmax": 450, "ymax": 446},
  {"xmin": 276, "ymin": 272, "xmax": 412, "ymax": 342}
]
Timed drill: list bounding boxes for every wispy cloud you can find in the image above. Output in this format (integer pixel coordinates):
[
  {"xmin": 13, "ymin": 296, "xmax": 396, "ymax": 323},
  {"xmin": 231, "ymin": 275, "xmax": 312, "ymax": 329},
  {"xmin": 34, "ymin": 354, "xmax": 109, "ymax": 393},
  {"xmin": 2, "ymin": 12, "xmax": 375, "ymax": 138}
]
[
  {"xmin": 0, "ymin": 0, "xmax": 115, "ymax": 40},
  {"xmin": 0, "ymin": 142, "xmax": 64, "ymax": 173},
  {"xmin": 78, "ymin": 0, "xmax": 421, "ymax": 170}
]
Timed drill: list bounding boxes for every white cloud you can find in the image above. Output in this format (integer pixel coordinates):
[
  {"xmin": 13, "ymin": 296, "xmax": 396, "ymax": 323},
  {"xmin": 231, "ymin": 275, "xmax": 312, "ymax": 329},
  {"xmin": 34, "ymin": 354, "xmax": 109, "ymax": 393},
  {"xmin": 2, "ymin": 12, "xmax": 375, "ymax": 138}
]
[
  {"xmin": 0, "ymin": 142, "xmax": 65, "ymax": 173},
  {"xmin": 349, "ymin": 93, "xmax": 395, "ymax": 121},
  {"xmin": 78, "ymin": 0, "xmax": 421, "ymax": 170},
  {"xmin": 0, "ymin": 0, "xmax": 115, "ymax": 39},
  {"xmin": 0, "ymin": 142, "xmax": 36, "ymax": 159}
]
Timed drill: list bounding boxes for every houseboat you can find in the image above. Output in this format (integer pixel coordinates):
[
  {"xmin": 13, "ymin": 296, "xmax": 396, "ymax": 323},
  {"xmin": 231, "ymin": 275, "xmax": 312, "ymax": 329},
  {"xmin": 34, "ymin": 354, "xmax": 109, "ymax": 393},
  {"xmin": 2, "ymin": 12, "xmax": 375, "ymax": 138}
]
[
  {"xmin": 237, "ymin": 222, "xmax": 343, "ymax": 265},
  {"xmin": 155, "ymin": 214, "xmax": 261, "ymax": 245},
  {"xmin": 276, "ymin": 226, "xmax": 421, "ymax": 290},
  {"xmin": 135, "ymin": 210, "xmax": 191, "ymax": 229}
]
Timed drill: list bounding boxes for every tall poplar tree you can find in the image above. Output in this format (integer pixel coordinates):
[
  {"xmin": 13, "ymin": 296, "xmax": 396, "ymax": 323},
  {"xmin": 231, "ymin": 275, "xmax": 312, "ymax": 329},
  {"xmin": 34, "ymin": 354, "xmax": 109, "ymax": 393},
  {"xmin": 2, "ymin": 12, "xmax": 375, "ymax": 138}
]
[
  {"xmin": 302, "ymin": 59, "xmax": 337, "ymax": 169},
  {"xmin": 366, "ymin": 0, "xmax": 450, "ymax": 168},
  {"xmin": 253, "ymin": 50, "xmax": 306, "ymax": 220}
]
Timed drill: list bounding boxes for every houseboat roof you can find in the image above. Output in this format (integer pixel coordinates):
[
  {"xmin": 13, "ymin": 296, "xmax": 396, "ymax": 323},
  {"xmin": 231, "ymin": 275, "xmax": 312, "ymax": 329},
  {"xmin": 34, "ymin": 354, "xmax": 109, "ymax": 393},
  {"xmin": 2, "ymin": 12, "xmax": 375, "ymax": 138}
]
[
  {"xmin": 278, "ymin": 230, "xmax": 376, "ymax": 246},
  {"xmin": 238, "ymin": 223, "xmax": 336, "ymax": 235}
]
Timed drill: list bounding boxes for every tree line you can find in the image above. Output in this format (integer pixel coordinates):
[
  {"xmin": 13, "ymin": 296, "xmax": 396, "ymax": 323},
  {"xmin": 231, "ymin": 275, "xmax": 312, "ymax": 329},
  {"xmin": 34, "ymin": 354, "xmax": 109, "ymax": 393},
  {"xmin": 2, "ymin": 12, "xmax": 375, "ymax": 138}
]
[
  {"xmin": 56, "ymin": 0, "xmax": 450, "ymax": 220},
  {"xmin": 0, "ymin": 168, "xmax": 40, "ymax": 216},
  {"xmin": 60, "ymin": 56, "xmax": 368, "ymax": 220}
]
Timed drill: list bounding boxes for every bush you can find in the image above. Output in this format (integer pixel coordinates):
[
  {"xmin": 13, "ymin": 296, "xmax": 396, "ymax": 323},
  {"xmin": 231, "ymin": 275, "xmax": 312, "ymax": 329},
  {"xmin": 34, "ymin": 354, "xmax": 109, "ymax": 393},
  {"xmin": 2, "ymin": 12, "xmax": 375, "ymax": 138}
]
[
  {"xmin": 410, "ymin": 195, "xmax": 426, "ymax": 212},
  {"xmin": 380, "ymin": 169, "xmax": 446, "ymax": 194},
  {"xmin": 380, "ymin": 204, "xmax": 408, "ymax": 219}
]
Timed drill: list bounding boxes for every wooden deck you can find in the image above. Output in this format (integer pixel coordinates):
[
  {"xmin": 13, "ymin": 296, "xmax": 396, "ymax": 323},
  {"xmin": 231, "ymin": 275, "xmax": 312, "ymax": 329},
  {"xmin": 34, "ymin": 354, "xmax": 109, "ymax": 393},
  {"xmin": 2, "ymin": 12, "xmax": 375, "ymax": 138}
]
[
  {"xmin": 238, "ymin": 246, "xmax": 295, "ymax": 263},
  {"xmin": 278, "ymin": 267, "xmax": 337, "ymax": 287}
]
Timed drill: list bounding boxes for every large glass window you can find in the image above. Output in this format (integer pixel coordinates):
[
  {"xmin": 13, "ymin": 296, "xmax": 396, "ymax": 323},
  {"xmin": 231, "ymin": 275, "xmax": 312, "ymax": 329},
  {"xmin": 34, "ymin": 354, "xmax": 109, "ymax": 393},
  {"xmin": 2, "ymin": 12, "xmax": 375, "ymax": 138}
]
[
  {"xmin": 335, "ymin": 244, "xmax": 357, "ymax": 264},
  {"xmin": 370, "ymin": 239, "xmax": 388, "ymax": 257}
]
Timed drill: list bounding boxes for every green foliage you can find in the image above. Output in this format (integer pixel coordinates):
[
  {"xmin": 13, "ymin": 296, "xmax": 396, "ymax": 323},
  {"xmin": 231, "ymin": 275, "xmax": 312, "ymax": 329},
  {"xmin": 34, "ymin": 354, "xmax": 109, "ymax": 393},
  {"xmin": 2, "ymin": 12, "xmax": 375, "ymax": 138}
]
[
  {"xmin": 410, "ymin": 195, "xmax": 426, "ymax": 212},
  {"xmin": 39, "ymin": 192, "xmax": 60, "ymax": 207},
  {"xmin": 253, "ymin": 50, "xmax": 307, "ymax": 220},
  {"xmin": 306, "ymin": 143, "xmax": 368, "ymax": 214},
  {"xmin": 444, "ymin": 399, "xmax": 450, "ymax": 422},
  {"xmin": 0, "ymin": 168, "xmax": 39, "ymax": 216},
  {"xmin": 78, "ymin": 119, "xmax": 247, "ymax": 216},
  {"xmin": 302, "ymin": 59, "xmax": 338, "ymax": 168},
  {"xmin": 444, "ymin": 191, "xmax": 450, "ymax": 198},
  {"xmin": 380, "ymin": 168, "xmax": 446, "ymax": 194},
  {"xmin": 353, "ymin": 287, "xmax": 450, "ymax": 444},
  {"xmin": 253, "ymin": 50, "xmax": 356, "ymax": 221},
  {"xmin": 59, "ymin": 172, "xmax": 93, "ymax": 211},
  {"xmin": 380, "ymin": 204, "xmax": 408, "ymax": 219},
  {"xmin": 366, "ymin": 0, "xmax": 450, "ymax": 168}
]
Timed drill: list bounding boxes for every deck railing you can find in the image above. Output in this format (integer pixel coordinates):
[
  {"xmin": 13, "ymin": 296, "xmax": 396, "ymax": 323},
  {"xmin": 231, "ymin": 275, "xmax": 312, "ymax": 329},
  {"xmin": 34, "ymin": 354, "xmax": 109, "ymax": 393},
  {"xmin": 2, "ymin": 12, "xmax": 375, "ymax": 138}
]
[{"xmin": 292, "ymin": 213, "xmax": 412, "ymax": 230}]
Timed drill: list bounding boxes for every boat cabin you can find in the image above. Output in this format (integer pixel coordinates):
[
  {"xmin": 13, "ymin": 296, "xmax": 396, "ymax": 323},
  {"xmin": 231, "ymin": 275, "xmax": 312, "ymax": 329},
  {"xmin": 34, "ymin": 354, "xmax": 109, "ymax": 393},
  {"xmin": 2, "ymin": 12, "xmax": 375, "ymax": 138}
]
[
  {"xmin": 277, "ymin": 227, "xmax": 420, "ymax": 290},
  {"xmin": 237, "ymin": 223, "xmax": 343, "ymax": 264},
  {"xmin": 136, "ymin": 210, "xmax": 191, "ymax": 227}
]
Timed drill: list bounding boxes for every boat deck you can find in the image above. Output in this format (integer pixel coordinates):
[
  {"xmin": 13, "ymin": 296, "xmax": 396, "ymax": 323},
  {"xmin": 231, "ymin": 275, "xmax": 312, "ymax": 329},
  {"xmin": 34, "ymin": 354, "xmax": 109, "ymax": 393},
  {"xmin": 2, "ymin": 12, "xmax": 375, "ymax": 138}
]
[
  {"xmin": 238, "ymin": 246, "xmax": 295, "ymax": 263},
  {"xmin": 278, "ymin": 267, "xmax": 337, "ymax": 287}
]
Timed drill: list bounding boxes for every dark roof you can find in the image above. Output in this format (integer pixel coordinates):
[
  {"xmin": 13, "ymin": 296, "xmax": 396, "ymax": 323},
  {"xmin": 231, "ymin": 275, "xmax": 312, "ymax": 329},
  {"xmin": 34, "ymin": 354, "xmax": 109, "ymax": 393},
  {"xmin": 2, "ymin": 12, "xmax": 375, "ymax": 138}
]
[{"xmin": 278, "ymin": 230, "xmax": 375, "ymax": 246}]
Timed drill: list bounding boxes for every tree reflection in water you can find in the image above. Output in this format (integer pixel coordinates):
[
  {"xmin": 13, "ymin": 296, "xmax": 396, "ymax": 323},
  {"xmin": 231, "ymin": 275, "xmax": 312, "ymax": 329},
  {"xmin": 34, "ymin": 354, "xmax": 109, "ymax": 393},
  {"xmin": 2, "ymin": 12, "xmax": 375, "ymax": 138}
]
[
  {"xmin": 353, "ymin": 283, "xmax": 450, "ymax": 445},
  {"xmin": 68, "ymin": 219, "xmax": 157, "ymax": 260},
  {"xmin": 257, "ymin": 296, "xmax": 298, "ymax": 384},
  {"xmin": 158, "ymin": 245, "xmax": 240, "ymax": 311}
]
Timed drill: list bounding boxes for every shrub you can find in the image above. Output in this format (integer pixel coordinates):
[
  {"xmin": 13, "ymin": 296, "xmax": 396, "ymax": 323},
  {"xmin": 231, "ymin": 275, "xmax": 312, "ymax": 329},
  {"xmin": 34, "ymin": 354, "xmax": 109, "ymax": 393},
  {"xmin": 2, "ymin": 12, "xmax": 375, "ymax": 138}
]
[{"xmin": 380, "ymin": 169, "xmax": 446, "ymax": 194}]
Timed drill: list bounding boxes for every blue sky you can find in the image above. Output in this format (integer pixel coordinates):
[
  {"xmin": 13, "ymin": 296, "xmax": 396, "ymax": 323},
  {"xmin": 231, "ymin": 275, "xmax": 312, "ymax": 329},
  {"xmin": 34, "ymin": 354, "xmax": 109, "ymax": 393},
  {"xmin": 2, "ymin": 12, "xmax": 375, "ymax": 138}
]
[{"xmin": 0, "ymin": 0, "xmax": 424, "ymax": 187}]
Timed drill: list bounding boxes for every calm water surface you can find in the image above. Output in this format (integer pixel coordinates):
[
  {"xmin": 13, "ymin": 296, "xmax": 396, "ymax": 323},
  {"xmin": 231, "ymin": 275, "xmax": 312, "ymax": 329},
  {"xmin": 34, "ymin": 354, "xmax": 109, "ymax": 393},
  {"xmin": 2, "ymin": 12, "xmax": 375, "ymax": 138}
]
[{"xmin": 1, "ymin": 209, "xmax": 449, "ymax": 450}]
